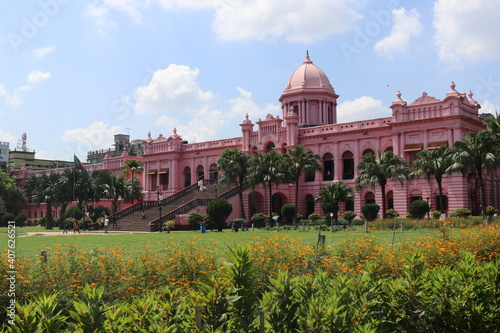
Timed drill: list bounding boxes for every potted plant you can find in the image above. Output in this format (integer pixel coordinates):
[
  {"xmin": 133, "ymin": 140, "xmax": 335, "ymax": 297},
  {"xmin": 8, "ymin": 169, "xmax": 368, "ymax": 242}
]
[{"xmin": 163, "ymin": 220, "xmax": 175, "ymax": 233}]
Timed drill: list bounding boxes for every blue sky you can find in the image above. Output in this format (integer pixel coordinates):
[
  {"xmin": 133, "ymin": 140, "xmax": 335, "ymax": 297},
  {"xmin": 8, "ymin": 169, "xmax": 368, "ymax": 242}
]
[{"xmin": 1, "ymin": 0, "xmax": 499, "ymax": 162}]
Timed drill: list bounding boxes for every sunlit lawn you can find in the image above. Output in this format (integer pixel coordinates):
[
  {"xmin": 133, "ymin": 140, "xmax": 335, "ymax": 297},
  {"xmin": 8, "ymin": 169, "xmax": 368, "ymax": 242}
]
[{"xmin": 1, "ymin": 224, "xmax": 440, "ymax": 260}]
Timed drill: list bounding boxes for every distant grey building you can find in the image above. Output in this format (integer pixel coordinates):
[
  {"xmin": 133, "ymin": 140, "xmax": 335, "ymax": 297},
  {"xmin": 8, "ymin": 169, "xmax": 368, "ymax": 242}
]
[
  {"xmin": 0, "ymin": 141, "xmax": 9, "ymax": 170},
  {"xmin": 87, "ymin": 134, "xmax": 144, "ymax": 164}
]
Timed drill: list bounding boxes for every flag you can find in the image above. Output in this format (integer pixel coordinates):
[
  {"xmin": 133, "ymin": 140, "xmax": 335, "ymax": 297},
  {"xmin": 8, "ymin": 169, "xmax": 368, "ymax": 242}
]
[{"xmin": 74, "ymin": 154, "xmax": 91, "ymax": 180}]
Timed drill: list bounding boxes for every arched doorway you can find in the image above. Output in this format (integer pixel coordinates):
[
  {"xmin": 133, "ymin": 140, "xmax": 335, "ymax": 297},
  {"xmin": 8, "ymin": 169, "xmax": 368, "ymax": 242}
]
[
  {"xmin": 323, "ymin": 153, "xmax": 334, "ymax": 181},
  {"xmin": 197, "ymin": 165, "xmax": 204, "ymax": 181},
  {"xmin": 248, "ymin": 192, "xmax": 264, "ymax": 218},
  {"xmin": 342, "ymin": 151, "xmax": 354, "ymax": 180},
  {"xmin": 306, "ymin": 194, "xmax": 315, "ymax": 217},
  {"xmin": 365, "ymin": 192, "xmax": 375, "ymax": 204},
  {"xmin": 265, "ymin": 142, "xmax": 275, "ymax": 153},
  {"xmin": 184, "ymin": 166, "xmax": 191, "ymax": 188},
  {"xmin": 387, "ymin": 191, "xmax": 394, "ymax": 210},
  {"xmin": 209, "ymin": 163, "xmax": 218, "ymax": 180},
  {"xmin": 272, "ymin": 193, "xmax": 286, "ymax": 215}
]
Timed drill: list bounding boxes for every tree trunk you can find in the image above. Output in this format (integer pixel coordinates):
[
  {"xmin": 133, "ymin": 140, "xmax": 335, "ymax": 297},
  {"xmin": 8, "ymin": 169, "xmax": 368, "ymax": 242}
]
[
  {"xmin": 237, "ymin": 184, "xmax": 246, "ymax": 220},
  {"xmin": 381, "ymin": 184, "xmax": 387, "ymax": 219}
]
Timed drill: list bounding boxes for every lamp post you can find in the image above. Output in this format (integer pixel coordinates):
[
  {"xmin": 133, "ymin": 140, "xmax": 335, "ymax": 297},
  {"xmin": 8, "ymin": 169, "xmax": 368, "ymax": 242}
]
[
  {"xmin": 330, "ymin": 212, "xmax": 334, "ymax": 232},
  {"xmin": 426, "ymin": 197, "xmax": 430, "ymax": 219},
  {"xmin": 156, "ymin": 186, "xmax": 163, "ymax": 233}
]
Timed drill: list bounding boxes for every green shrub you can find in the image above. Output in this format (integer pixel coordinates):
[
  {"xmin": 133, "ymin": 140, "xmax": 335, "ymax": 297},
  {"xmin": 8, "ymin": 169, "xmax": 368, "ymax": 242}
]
[
  {"xmin": 385, "ymin": 209, "xmax": 399, "ymax": 219},
  {"xmin": 15, "ymin": 213, "xmax": 28, "ymax": 226},
  {"xmin": 251, "ymin": 213, "xmax": 268, "ymax": 224},
  {"xmin": 431, "ymin": 211, "xmax": 442, "ymax": 219},
  {"xmin": 341, "ymin": 210, "xmax": 356, "ymax": 223},
  {"xmin": 65, "ymin": 206, "xmax": 83, "ymax": 220},
  {"xmin": 408, "ymin": 200, "xmax": 429, "ymax": 219},
  {"xmin": 308, "ymin": 212, "xmax": 321, "ymax": 221},
  {"xmin": 187, "ymin": 211, "xmax": 207, "ymax": 228},
  {"xmin": 450, "ymin": 208, "xmax": 472, "ymax": 218},
  {"xmin": 206, "ymin": 197, "xmax": 233, "ymax": 232},
  {"xmin": 281, "ymin": 204, "xmax": 297, "ymax": 223},
  {"xmin": 484, "ymin": 206, "xmax": 499, "ymax": 216},
  {"xmin": 1, "ymin": 212, "xmax": 15, "ymax": 227},
  {"xmin": 361, "ymin": 203, "xmax": 380, "ymax": 221}
]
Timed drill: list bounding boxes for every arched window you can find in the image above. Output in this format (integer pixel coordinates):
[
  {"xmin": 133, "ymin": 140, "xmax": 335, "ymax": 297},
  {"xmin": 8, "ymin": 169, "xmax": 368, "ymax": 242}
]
[
  {"xmin": 265, "ymin": 142, "xmax": 275, "ymax": 153},
  {"xmin": 345, "ymin": 199, "xmax": 354, "ymax": 212},
  {"xmin": 362, "ymin": 149, "xmax": 375, "ymax": 158},
  {"xmin": 384, "ymin": 146, "xmax": 393, "ymax": 153},
  {"xmin": 306, "ymin": 195, "xmax": 315, "ymax": 217},
  {"xmin": 197, "ymin": 165, "xmax": 204, "ymax": 181},
  {"xmin": 387, "ymin": 191, "xmax": 394, "ymax": 210},
  {"xmin": 184, "ymin": 166, "xmax": 191, "ymax": 188},
  {"xmin": 409, "ymin": 190, "xmax": 422, "ymax": 205},
  {"xmin": 209, "ymin": 163, "xmax": 218, "ymax": 180},
  {"xmin": 342, "ymin": 151, "xmax": 354, "ymax": 180},
  {"xmin": 365, "ymin": 192, "xmax": 375, "ymax": 204},
  {"xmin": 322, "ymin": 153, "xmax": 334, "ymax": 181}
]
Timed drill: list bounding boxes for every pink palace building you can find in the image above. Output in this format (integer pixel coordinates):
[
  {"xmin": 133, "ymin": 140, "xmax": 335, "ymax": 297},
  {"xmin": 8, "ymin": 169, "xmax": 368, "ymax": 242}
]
[{"xmin": 139, "ymin": 54, "xmax": 495, "ymax": 220}]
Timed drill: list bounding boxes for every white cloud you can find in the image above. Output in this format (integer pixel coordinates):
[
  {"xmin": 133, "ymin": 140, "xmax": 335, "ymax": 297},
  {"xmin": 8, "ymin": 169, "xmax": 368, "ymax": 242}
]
[
  {"xmin": 27, "ymin": 70, "xmax": 51, "ymax": 84},
  {"xmin": 92, "ymin": 0, "xmax": 360, "ymax": 42},
  {"xmin": 337, "ymin": 96, "xmax": 388, "ymax": 123},
  {"xmin": 87, "ymin": 2, "xmax": 117, "ymax": 35},
  {"xmin": 103, "ymin": 0, "xmax": 147, "ymax": 24},
  {"xmin": 62, "ymin": 121, "xmax": 123, "ymax": 151},
  {"xmin": 134, "ymin": 64, "xmax": 213, "ymax": 115},
  {"xmin": 228, "ymin": 87, "xmax": 280, "ymax": 120},
  {"xmin": 374, "ymin": 7, "xmax": 423, "ymax": 59},
  {"xmin": 0, "ymin": 129, "xmax": 16, "ymax": 145},
  {"xmin": 479, "ymin": 100, "xmax": 499, "ymax": 115},
  {"xmin": 433, "ymin": 0, "xmax": 500, "ymax": 63},
  {"xmin": 155, "ymin": 107, "xmax": 229, "ymax": 142},
  {"xmin": 213, "ymin": 0, "xmax": 361, "ymax": 42},
  {"xmin": 32, "ymin": 45, "xmax": 57, "ymax": 58},
  {"xmin": 0, "ymin": 84, "xmax": 23, "ymax": 107}
]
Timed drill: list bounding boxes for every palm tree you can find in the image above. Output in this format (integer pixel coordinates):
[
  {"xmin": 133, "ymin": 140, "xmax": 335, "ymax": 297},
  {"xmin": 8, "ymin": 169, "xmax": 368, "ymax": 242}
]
[
  {"xmin": 121, "ymin": 159, "xmax": 144, "ymax": 204},
  {"xmin": 93, "ymin": 171, "xmax": 142, "ymax": 214},
  {"xmin": 287, "ymin": 145, "xmax": 322, "ymax": 210},
  {"xmin": 355, "ymin": 150, "xmax": 409, "ymax": 218},
  {"xmin": 217, "ymin": 148, "xmax": 250, "ymax": 220},
  {"xmin": 315, "ymin": 181, "xmax": 354, "ymax": 224},
  {"xmin": 24, "ymin": 173, "xmax": 61, "ymax": 227},
  {"xmin": 247, "ymin": 151, "xmax": 290, "ymax": 218},
  {"xmin": 410, "ymin": 145, "xmax": 453, "ymax": 214},
  {"xmin": 448, "ymin": 131, "xmax": 498, "ymax": 216}
]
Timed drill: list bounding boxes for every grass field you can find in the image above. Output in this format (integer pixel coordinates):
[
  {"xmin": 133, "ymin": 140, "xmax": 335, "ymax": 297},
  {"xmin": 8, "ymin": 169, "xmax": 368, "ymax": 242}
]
[{"xmin": 1, "ymin": 224, "xmax": 441, "ymax": 259}]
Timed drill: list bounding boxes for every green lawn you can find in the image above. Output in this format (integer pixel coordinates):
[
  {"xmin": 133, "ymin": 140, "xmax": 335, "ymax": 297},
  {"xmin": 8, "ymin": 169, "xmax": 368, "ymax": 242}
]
[{"xmin": 1, "ymin": 225, "xmax": 440, "ymax": 260}]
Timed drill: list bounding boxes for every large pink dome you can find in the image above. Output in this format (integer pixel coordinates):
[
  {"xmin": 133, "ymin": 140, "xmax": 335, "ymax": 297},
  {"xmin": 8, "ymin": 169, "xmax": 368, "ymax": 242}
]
[{"xmin": 284, "ymin": 54, "xmax": 334, "ymax": 93}]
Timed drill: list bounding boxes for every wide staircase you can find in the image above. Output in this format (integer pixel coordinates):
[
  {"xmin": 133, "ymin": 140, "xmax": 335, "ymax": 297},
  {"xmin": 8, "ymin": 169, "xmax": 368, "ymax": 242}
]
[{"xmin": 114, "ymin": 181, "xmax": 231, "ymax": 232}]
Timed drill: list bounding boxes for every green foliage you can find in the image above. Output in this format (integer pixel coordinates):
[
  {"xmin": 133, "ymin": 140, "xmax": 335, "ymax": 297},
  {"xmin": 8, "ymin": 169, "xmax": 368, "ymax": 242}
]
[
  {"xmin": 1, "ymin": 212, "xmax": 15, "ymax": 226},
  {"xmin": 206, "ymin": 197, "xmax": 233, "ymax": 231},
  {"xmin": 281, "ymin": 203, "xmax": 297, "ymax": 223},
  {"xmin": 450, "ymin": 208, "xmax": 472, "ymax": 218},
  {"xmin": 409, "ymin": 200, "xmax": 429, "ymax": 219},
  {"xmin": 341, "ymin": 210, "xmax": 357, "ymax": 222},
  {"xmin": 385, "ymin": 209, "xmax": 399, "ymax": 219},
  {"xmin": 64, "ymin": 206, "xmax": 83, "ymax": 220},
  {"xmin": 431, "ymin": 211, "xmax": 442, "ymax": 219},
  {"xmin": 251, "ymin": 212, "xmax": 268, "ymax": 224},
  {"xmin": 14, "ymin": 213, "xmax": 27, "ymax": 226},
  {"xmin": 186, "ymin": 211, "xmax": 207, "ymax": 228},
  {"xmin": 308, "ymin": 212, "xmax": 321, "ymax": 221},
  {"xmin": 484, "ymin": 206, "xmax": 499, "ymax": 216},
  {"xmin": 361, "ymin": 203, "xmax": 380, "ymax": 221},
  {"xmin": 88, "ymin": 205, "xmax": 110, "ymax": 221}
]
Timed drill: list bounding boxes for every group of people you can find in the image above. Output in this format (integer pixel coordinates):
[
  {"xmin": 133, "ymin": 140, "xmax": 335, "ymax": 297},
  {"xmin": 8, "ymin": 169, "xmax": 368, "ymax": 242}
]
[{"xmin": 62, "ymin": 215, "xmax": 117, "ymax": 234}]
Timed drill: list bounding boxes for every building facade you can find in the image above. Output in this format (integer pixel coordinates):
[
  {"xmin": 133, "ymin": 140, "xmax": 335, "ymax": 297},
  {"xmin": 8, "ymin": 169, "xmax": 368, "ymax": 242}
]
[{"xmin": 140, "ymin": 54, "xmax": 497, "ymax": 219}]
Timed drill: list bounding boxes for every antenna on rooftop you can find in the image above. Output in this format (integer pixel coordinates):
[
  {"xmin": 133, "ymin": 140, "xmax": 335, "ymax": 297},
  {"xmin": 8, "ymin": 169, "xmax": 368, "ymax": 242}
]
[{"xmin": 126, "ymin": 128, "xmax": 131, "ymax": 135}]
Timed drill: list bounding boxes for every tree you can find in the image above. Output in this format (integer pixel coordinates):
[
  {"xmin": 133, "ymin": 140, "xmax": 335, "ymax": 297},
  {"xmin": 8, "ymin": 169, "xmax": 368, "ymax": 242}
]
[
  {"xmin": 23, "ymin": 173, "xmax": 61, "ymax": 228},
  {"xmin": 247, "ymin": 151, "xmax": 289, "ymax": 218},
  {"xmin": 355, "ymin": 150, "xmax": 409, "ymax": 218},
  {"xmin": 315, "ymin": 181, "xmax": 354, "ymax": 224},
  {"xmin": 206, "ymin": 197, "xmax": 233, "ymax": 232},
  {"xmin": 93, "ymin": 171, "xmax": 142, "ymax": 214},
  {"xmin": 286, "ymin": 145, "xmax": 322, "ymax": 211},
  {"xmin": 217, "ymin": 148, "xmax": 250, "ymax": 220},
  {"xmin": 448, "ymin": 131, "xmax": 498, "ymax": 216},
  {"xmin": 0, "ymin": 170, "xmax": 24, "ymax": 215},
  {"xmin": 410, "ymin": 145, "xmax": 453, "ymax": 214},
  {"xmin": 121, "ymin": 159, "xmax": 144, "ymax": 204}
]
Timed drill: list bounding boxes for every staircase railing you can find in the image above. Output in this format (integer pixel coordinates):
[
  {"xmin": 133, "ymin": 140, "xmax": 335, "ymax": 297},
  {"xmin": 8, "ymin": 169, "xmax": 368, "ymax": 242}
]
[
  {"xmin": 111, "ymin": 179, "xmax": 217, "ymax": 221},
  {"xmin": 149, "ymin": 183, "xmax": 243, "ymax": 231}
]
